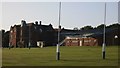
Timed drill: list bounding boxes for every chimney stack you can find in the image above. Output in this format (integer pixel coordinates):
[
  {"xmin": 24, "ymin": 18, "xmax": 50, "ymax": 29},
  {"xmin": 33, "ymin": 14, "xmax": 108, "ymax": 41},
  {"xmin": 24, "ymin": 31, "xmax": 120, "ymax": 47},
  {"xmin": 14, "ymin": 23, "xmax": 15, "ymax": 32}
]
[
  {"xmin": 21, "ymin": 20, "xmax": 26, "ymax": 26},
  {"xmin": 39, "ymin": 21, "xmax": 41, "ymax": 25},
  {"xmin": 59, "ymin": 25, "xmax": 61, "ymax": 29},
  {"xmin": 35, "ymin": 21, "xmax": 38, "ymax": 25}
]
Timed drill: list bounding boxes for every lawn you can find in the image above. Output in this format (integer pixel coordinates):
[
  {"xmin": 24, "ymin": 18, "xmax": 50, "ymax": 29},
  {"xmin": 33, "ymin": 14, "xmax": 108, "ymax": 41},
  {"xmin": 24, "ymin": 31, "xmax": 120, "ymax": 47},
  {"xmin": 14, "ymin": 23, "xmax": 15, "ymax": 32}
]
[
  {"xmin": 2, "ymin": 46, "xmax": 118, "ymax": 66},
  {"xmin": 0, "ymin": 48, "xmax": 2, "ymax": 67}
]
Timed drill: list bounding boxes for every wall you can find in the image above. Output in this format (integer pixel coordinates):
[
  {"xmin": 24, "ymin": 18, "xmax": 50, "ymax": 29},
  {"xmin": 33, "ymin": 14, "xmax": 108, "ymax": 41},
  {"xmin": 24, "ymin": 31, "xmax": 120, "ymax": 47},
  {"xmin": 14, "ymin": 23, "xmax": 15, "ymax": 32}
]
[{"xmin": 65, "ymin": 37, "xmax": 98, "ymax": 46}]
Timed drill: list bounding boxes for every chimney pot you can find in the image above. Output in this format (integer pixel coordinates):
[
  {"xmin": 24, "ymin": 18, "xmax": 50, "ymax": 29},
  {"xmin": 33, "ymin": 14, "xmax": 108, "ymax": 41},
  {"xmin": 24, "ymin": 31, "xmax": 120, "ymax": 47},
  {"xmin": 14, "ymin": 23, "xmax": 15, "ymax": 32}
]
[
  {"xmin": 35, "ymin": 21, "xmax": 38, "ymax": 25},
  {"xmin": 39, "ymin": 21, "xmax": 41, "ymax": 25}
]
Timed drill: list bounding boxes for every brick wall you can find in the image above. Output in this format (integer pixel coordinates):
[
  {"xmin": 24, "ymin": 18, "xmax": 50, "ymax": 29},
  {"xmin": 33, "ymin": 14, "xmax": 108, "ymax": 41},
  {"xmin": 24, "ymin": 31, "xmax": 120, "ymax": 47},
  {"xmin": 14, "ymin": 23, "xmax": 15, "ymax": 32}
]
[{"xmin": 65, "ymin": 37, "xmax": 98, "ymax": 46}]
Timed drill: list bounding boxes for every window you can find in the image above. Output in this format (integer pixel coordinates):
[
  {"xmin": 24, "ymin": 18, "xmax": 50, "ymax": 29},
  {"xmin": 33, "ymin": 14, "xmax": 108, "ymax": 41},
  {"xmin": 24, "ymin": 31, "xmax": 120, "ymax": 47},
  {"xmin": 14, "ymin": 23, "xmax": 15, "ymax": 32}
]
[
  {"xmin": 10, "ymin": 30, "xmax": 13, "ymax": 33},
  {"xmin": 72, "ymin": 40, "xmax": 78, "ymax": 43},
  {"xmin": 39, "ymin": 29, "xmax": 42, "ymax": 32},
  {"xmin": 94, "ymin": 40, "xmax": 96, "ymax": 42},
  {"xmin": 84, "ymin": 40, "xmax": 91, "ymax": 42}
]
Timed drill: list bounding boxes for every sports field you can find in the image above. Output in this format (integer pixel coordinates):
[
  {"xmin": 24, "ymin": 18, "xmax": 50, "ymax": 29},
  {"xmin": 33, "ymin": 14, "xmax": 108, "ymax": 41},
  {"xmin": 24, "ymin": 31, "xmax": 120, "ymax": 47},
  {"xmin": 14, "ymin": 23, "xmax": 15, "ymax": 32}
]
[
  {"xmin": 2, "ymin": 46, "xmax": 118, "ymax": 66},
  {"xmin": 0, "ymin": 48, "xmax": 2, "ymax": 67}
]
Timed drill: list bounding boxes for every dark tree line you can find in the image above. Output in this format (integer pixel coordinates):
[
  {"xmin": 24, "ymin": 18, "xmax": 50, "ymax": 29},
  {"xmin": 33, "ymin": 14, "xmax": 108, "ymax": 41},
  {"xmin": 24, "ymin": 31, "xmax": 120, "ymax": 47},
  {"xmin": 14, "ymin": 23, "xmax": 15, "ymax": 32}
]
[
  {"xmin": 73, "ymin": 23, "xmax": 120, "ymax": 30},
  {"xmin": 1, "ymin": 30, "xmax": 10, "ymax": 47}
]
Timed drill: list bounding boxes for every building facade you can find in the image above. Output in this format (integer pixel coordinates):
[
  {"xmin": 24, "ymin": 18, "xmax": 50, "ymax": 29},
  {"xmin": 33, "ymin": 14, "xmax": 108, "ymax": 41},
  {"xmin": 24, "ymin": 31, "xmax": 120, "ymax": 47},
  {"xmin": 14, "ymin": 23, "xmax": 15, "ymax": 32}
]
[
  {"xmin": 9, "ymin": 25, "xmax": 21, "ymax": 47},
  {"xmin": 9, "ymin": 20, "xmax": 56, "ymax": 48},
  {"xmin": 65, "ymin": 36, "xmax": 98, "ymax": 46}
]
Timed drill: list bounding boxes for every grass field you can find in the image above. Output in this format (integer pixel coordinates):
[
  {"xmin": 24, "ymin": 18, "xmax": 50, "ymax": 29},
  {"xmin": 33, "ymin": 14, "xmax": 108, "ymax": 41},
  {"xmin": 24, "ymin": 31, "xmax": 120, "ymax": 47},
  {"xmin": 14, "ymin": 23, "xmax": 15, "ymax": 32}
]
[
  {"xmin": 0, "ymin": 48, "xmax": 2, "ymax": 67},
  {"xmin": 2, "ymin": 46, "xmax": 118, "ymax": 66}
]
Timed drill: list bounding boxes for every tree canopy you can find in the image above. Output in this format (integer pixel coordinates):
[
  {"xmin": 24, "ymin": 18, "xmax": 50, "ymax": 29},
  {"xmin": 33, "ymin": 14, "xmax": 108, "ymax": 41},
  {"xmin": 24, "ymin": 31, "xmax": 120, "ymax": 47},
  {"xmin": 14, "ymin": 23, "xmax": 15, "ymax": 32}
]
[
  {"xmin": 80, "ymin": 25, "xmax": 93, "ymax": 30},
  {"xmin": 76, "ymin": 23, "xmax": 120, "ymax": 30}
]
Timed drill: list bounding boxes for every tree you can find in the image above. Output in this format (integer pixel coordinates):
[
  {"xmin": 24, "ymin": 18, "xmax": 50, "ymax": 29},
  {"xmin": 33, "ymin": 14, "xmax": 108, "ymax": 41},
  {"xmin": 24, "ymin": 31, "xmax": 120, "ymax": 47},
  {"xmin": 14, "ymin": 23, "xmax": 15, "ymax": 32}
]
[
  {"xmin": 73, "ymin": 27, "xmax": 79, "ymax": 30},
  {"xmin": 2, "ymin": 31, "xmax": 9, "ymax": 47},
  {"xmin": 80, "ymin": 25, "xmax": 93, "ymax": 30},
  {"xmin": 96, "ymin": 23, "xmax": 120, "ymax": 29},
  {"xmin": 107, "ymin": 23, "xmax": 120, "ymax": 29},
  {"xmin": 96, "ymin": 24, "xmax": 106, "ymax": 29}
]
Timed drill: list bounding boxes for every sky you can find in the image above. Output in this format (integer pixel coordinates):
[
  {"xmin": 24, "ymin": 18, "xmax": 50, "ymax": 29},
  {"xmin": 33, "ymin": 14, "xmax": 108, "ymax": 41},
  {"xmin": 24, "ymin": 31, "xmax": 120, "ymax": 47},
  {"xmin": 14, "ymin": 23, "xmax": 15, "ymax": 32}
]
[
  {"xmin": 1, "ymin": 1, "xmax": 119, "ymax": 31},
  {"xmin": 0, "ymin": 2, "xmax": 2, "ymax": 31}
]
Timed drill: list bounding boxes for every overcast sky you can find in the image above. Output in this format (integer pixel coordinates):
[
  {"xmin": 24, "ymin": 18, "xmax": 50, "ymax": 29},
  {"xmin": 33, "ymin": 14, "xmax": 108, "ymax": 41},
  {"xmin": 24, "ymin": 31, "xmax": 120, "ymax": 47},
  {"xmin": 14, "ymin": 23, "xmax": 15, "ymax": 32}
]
[{"xmin": 1, "ymin": 1, "xmax": 119, "ymax": 31}]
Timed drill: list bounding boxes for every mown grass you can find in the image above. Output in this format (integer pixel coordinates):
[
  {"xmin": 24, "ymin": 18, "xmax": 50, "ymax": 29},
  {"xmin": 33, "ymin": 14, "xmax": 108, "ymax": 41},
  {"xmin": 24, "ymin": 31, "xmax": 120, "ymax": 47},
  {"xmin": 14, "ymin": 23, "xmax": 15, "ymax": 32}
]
[
  {"xmin": 0, "ymin": 48, "xmax": 2, "ymax": 67},
  {"xmin": 2, "ymin": 46, "xmax": 118, "ymax": 66}
]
